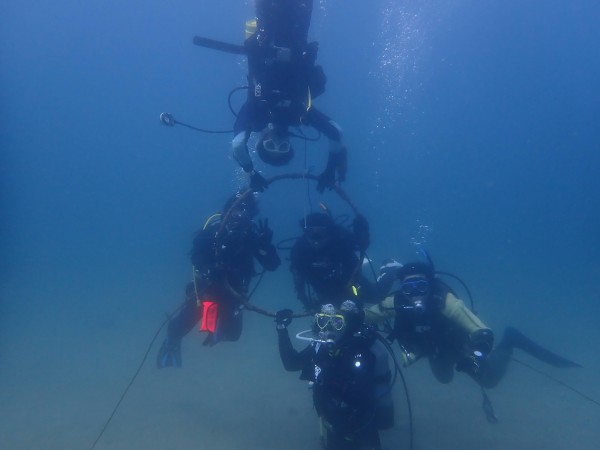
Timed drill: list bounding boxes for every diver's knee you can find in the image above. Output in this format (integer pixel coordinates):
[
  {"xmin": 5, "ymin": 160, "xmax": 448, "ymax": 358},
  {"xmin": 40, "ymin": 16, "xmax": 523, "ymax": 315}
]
[{"xmin": 474, "ymin": 359, "xmax": 507, "ymax": 388}]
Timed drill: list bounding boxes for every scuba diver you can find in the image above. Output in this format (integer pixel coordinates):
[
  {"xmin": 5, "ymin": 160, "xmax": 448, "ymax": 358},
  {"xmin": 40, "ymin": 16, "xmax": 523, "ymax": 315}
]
[
  {"xmin": 364, "ymin": 260, "xmax": 581, "ymax": 388},
  {"xmin": 156, "ymin": 192, "xmax": 280, "ymax": 367},
  {"xmin": 234, "ymin": 0, "xmax": 347, "ymax": 193},
  {"xmin": 290, "ymin": 212, "xmax": 371, "ymax": 312},
  {"xmin": 276, "ymin": 301, "xmax": 394, "ymax": 450}
]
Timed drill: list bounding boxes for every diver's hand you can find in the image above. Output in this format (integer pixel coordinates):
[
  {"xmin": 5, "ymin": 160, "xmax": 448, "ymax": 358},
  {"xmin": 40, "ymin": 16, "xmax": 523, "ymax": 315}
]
[
  {"xmin": 193, "ymin": 269, "xmax": 214, "ymax": 292},
  {"xmin": 316, "ymin": 167, "xmax": 335, "ymax": 193},
  {"xmin": 249, "ymin": 170, "xmax": 269, "ymax": 192},
  {"xmin": 275, "ymin": 309, "xmax": 293, "ymax": 330},
  {"xmin": 317, "ymin": 148, "xmax": 347, "ymax": 193},
  {"xmin": 456, "ymin": 351, "xmax": 485, "ymax": 375},
  {"xmin": 399, "ymin": 346, "xmax": 417, "ymax": 367},
  {"xmin": 256, "ymin": 219, "xmax": 273, "ymax": 247}
]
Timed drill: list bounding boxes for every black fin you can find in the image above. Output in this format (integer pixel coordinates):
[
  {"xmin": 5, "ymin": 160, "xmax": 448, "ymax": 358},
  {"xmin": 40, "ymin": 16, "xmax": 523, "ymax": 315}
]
[
  {"xmin": 193, "ymin": 36, "xmax": 247, "ymax": 55},
  {"xmin": 500, "ymin": 327, "xmax": 581, "ymax": 368}
]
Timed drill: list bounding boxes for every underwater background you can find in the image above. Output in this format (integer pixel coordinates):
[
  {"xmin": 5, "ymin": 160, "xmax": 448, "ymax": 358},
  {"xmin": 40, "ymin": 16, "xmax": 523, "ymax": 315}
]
[{"xmin": 1, "ymin": 1, "xmax": 599, "ymax": 449}]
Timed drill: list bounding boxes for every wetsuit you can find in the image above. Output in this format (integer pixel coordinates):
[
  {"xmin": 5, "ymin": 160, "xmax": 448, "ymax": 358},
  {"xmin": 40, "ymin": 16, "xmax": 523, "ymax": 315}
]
[
  {"xmin": 233, "ymin": 0, "xmax": 343, "ymax": 173},
  {"xmin": 167, "ymin": 215, "xmax": 280, "ymax": 346},
  {"xmin": 365, "ymin": 278, "xmax": 580, "ymax": 388},
  {"xmin": 290, "ymin": 224, "xmax": 361, "ymax": 311},
  {"xmin": 278, "ymin": 326, "xmax": 393, "ymax": 450},
  {"xmin": 362, "ymin": 276, "xmax": 539, "ymax": 388}
]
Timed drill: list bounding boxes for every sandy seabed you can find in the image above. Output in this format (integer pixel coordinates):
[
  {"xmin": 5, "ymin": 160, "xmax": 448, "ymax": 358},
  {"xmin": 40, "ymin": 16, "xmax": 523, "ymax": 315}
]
[{"xmin": 1, "ymin": 297, "xmax": 599, "ymax": 450}]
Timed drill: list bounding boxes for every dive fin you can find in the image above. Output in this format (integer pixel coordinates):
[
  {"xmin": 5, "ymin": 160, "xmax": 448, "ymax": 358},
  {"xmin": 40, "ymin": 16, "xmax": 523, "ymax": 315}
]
[
  {"xmin": 193, "ymin": 36, "xmax": 247, "ymax": 55},
  {"xmin": 156, "ymin": 337, "xmax": 182, "ymax": 368},
  {"xmin": 500, "ymin": 327, "xmax": 581, "ymax": 368}
]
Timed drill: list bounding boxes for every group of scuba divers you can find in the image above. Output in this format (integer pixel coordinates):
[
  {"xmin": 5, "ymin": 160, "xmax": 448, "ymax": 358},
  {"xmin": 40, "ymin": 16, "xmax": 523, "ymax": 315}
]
[{"xmin": 157, "ymin": 2, "xmax": 581, "ymax": 449}]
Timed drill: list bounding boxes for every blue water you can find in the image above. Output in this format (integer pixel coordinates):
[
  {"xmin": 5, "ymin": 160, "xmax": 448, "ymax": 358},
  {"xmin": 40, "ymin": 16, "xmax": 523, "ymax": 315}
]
[{"xmin": 2, "ymin": 1, "xmax": 599, "ymax": 449}]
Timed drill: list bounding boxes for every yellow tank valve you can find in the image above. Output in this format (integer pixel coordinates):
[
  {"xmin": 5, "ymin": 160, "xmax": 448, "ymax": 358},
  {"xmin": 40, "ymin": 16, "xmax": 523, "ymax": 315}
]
[{"xmin": 245, "ymin": 18, "xmax": 257, "ymax": 40}]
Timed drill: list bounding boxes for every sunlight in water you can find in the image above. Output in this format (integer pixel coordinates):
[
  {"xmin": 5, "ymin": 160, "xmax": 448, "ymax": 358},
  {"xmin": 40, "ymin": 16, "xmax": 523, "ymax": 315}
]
[{"xmin": 374, "ymin": 2, "xmax": 427, "ymax": 128}]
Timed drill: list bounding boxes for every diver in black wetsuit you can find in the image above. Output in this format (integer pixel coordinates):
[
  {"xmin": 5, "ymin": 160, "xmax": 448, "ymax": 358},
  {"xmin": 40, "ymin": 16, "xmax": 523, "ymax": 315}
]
[
  {"xmin": 276, "ymin": 301, "xmax": 394, "ymax": 450},
  {"xmin": 156, "ymin": 192, "xmax": 280, "ymax": 367},
  {"xmin": 234, "ymin": 0, "xmax": 347, "ymax": 193},
  {"xmin": 290, "ymin": 212, "xmax": 371, "ymax": 312}
]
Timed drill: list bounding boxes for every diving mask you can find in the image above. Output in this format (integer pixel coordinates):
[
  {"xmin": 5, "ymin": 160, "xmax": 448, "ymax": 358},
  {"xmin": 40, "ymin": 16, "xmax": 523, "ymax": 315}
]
[
  {"xmin": 399, "ymin": 277, "xmax": 429, "ymax": 296},
  {"xmin": 315, "ymin": 313, "xmax": 346, "ymax": 331},
  {"xmin": 262, "ymin": 136, "xmax": 291, "ymax": 154}
]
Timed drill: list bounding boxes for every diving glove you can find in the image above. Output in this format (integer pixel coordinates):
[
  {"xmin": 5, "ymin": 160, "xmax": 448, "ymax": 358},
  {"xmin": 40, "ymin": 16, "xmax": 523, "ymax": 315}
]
[
  {"xmin": 275, "ymin": 309, "xmax": 293, "ymax": 330},
  {"xmin": 456, "ymin": 351, "xmax": 486, "ymax": 375},
  {"xmin": 157, "ymin": 337, "xmax": 182, "ymax": 368},
  {"xmin": 316, "ymin": 167, "xmax": 335, "ymax": 193},
  {"xmin": 256, "ymin": 218, "xmax": 274, "ymax": 247},
  {"xmin": 317, "ymin": 148, "xmax": 346, "ymax": 193},
  {"xmin": 399, "ymin": 346, "xmax": 417, "ymax": 367}
]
